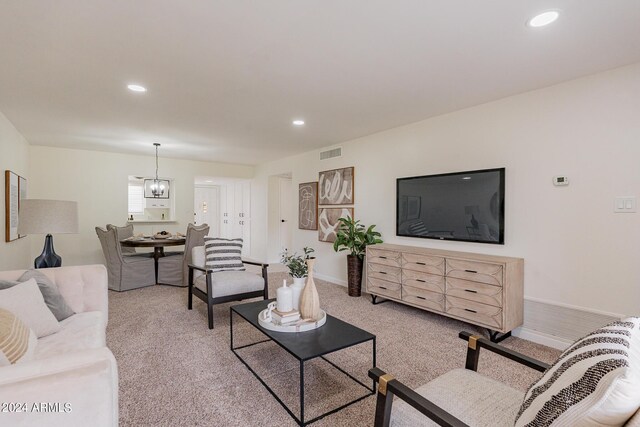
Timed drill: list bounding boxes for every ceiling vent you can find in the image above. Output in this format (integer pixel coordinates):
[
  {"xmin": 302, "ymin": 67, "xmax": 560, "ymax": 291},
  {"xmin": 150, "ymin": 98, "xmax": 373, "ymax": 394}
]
[{"xmin": 320, "ymin": 147, "xmax": 342, "ymax": 160}]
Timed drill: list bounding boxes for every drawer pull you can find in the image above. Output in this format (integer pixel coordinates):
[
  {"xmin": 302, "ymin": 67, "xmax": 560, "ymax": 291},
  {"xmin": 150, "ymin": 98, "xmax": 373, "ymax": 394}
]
[
  {"xmin": 416, "ymin": 296, "xmax": 426, "ymax": 300},
  {"xmin": 464, "ymin": 269, "xmax": 478, "ymax": 274},
  {"xmin": 464, "ymin": 289, "xmax": 478, "ymax": 294},
  {"xmin": 416, "ymin": 279, "xmax": 426, "ymax": 283},
  {"xmin": 379, "ymin": 256, "xmax": 387, "ymax": 259},
  {"xmin": 464, "ymin": 308, "xmax": 477, "ymax": 313},
  {"xmin": 416, "ymin": 262, "xmax": 426, "ymax": 265},
  {"xmin": 379, "ymin": 286, "xmax": 387, "ymax": 290},
  {"xmin": 379, "ymin": 271, "xmax": 387, "ymax": 275}
]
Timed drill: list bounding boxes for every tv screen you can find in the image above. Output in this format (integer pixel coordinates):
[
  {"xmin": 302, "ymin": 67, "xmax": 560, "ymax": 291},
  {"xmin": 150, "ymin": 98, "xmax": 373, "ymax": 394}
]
[{"xmin": 396, "ymin": 168, "xmax": 505, "ymax": 244}]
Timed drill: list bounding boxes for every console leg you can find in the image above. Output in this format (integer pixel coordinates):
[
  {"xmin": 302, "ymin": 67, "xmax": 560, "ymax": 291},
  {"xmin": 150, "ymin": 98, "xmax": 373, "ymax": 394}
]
[
  {"xmin": 487, "ymin": 329, "xmax": 512, "ymax": 343},
  {"xmin": 371, "ymin": 295, "xmax": 390, "ymax": 305}
]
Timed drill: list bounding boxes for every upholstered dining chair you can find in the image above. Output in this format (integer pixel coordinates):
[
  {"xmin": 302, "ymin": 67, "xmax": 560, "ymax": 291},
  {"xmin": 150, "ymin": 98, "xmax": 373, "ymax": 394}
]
[
  {"xmin": 188, "ymin": 238, "xmax": 268, "ymax": 329},
  {"xmin": 156, "ymin": 223, "xmax": 210, "ymax": 287},
  {"xmin": 370, "ymin": 317, "xmax": 640, "ymax": 427},
  {"xmin": 95, "ymin": 227, "xmax": 156, "ymax": 291}
]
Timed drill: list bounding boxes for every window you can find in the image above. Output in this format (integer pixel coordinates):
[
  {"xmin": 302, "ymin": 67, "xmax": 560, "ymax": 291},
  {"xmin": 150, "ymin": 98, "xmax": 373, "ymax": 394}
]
[{"xmin": 128, "ymin": 181, "xmax": 144, "ymax": 214}]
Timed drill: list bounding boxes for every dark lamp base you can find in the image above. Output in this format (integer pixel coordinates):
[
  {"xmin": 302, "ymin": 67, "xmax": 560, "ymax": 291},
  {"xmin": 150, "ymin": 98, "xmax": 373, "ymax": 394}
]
[{"xmin": 34, "ymin": 234, "xmax": 62, "ymax": 269}]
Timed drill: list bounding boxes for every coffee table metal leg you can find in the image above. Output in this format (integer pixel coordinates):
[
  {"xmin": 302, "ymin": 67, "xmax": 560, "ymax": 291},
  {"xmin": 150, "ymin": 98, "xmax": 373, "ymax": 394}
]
[
  {"xmin": 373, "ymin": 337, "xmax": 377, "ymax": 391},
  {"xmin": 300, "ymin": 360, "xmax": 305, "ymax": 426},
  {"xmin": 230, "ymin": 309, "xmax": 234, "ymax": 351}
]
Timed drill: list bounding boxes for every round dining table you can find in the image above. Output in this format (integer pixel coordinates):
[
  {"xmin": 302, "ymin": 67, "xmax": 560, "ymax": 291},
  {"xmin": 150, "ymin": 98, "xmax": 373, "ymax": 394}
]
[{"xmin": 120, "ymin": 237, "xmax": 186, "ymax": 285}]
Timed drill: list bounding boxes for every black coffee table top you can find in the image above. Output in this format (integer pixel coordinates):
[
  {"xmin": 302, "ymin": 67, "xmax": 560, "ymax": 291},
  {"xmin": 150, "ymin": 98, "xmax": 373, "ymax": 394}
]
[{"xmin": 231, "ymin": 299, "xmax": 376, "ymax": 361}]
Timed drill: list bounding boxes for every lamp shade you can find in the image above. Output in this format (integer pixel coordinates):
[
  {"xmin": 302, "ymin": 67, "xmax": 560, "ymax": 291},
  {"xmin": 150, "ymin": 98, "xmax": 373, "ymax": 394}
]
[{"xmin": 18, "ymin": 199, "xmax": 79, "ymax": 235}]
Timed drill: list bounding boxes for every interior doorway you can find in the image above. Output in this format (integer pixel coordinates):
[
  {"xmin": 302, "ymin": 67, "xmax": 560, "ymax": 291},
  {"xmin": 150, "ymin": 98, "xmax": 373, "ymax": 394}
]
[
  {"xmin": 194, "ymin": 185, "xmax": 220, "ymax": 237},
  {"xmin": 278, "ymin": 176, "xmax": 293, "ymax": 255}
]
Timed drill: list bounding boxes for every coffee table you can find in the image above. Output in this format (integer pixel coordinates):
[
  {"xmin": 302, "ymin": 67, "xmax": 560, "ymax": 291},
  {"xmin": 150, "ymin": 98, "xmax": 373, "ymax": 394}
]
[{"xmin": 230, "ymin": 299, "xmax": 376, "ymax": 426}]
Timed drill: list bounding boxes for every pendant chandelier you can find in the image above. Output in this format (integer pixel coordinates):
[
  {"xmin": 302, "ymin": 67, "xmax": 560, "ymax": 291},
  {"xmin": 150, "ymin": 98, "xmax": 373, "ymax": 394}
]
[{"xmin": 151, "ymin": 143, "xmax": 165, "ymax": 198}]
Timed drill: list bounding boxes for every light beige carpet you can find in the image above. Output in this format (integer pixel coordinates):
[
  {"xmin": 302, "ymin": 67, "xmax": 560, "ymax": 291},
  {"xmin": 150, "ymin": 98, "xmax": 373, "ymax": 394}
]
[{"xmin": 107, "ymin": 272, "xmax": 560, "ymax": 426}]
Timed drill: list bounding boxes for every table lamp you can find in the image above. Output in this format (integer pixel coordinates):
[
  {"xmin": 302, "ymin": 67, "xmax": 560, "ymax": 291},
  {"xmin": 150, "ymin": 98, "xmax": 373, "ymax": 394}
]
[{"xmin": 18, "ymin": 199, "xmax": 79, "ymax": 268}]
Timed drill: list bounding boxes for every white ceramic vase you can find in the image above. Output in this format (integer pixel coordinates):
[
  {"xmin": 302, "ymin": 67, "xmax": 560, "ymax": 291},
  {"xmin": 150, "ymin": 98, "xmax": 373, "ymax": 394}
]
[{"xmin": 291, "ymin": 277, "xmax": 306, "ymax": 310}]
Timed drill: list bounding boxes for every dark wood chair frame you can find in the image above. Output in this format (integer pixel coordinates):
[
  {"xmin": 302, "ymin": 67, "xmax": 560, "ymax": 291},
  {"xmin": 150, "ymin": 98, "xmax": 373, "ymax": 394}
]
[
  {"xmin": 188, "ymin": 260, "xmax": 269, "ymax": 329},
  {"xmin": 369, "ymin": 331, "xmax": 551, "ymax": 427}
]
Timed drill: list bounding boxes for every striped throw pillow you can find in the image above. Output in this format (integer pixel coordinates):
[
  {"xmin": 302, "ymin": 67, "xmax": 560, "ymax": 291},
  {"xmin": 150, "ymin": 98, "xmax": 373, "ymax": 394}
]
[
  {"xmin": 0, "ymin": 308, "xmax": 37, "ymax": 366},
  {"xmin": 204, "ymin": 237, "xmax": 245, "ymax": 272},
  {"xmin": 515, "ymin": 317, "xmax": 640, "ymax": 427}
]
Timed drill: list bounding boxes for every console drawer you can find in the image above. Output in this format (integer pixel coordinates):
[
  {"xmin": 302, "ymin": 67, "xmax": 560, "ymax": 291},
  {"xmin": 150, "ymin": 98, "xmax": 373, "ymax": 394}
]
[
  {"xmin": 446, "ymin": 296, "xmax": 502, "ymax": 330},
  {"xmin": 402, "ymin": 286, "xmax": 444, "ymax": 313},
  {"xmin": 367, "ymin": 248, "xmax": 401, "ymax": 267},
  {"xmin": 367, "ymin": 263, "xmax": 401, "ymax": 283},
  {"xmin": 367, "ymin": 277, "xmax": 401, "ymax": 300},
  {"xmin": 446, "ymin": 259, "xmax": 503, "ymax": 287},
  {"xmin": 402, "ymin": 269, "xmax": 445, "ymax": 293},
  {"xmin": 402, "ymin": 253, "xmax": 445, "ymax": 275},
  {"xmin": 446, "ymin": 277, "xmax": 503, "ymax": 307}
]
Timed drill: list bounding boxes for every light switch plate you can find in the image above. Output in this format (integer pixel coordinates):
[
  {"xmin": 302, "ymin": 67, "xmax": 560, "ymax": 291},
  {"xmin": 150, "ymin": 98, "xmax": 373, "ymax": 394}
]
[{"xmin": 614, "ymin": 197, "xmax": 637, "ymax": 213}]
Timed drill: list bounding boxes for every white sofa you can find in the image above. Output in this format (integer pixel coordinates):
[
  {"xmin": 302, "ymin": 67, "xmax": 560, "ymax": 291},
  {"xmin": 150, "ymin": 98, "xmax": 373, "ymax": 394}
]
[{"xmin": 0, "ymin": 265, "xmax": 118, "ymax": 427}]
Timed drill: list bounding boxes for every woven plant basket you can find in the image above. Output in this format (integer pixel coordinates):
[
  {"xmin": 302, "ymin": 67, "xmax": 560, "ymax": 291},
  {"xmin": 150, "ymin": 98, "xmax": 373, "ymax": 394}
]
[{"xmin": 347, "ymin": 255, "xmax": 363, "ymax": 297}]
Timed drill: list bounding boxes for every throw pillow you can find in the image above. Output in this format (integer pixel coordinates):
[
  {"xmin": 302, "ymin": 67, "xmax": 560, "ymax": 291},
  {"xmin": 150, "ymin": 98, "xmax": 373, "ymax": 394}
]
[
  {"xmin": 0, "ymin": 279, "xmax": 61, "ymax": 338},
  {"xmin": 18, "ymin": 270, "xmax": 75, "ymax": 321},
  {"xmin": 204, "ymin": 237, "xmax": 245, "ymax": 272},
  {"xmin": 0, "ymin": 307, "xmax": 37, "ymax": 366},
  {"xmin": 515, "ymin": 317, "xmax": 640, "ymax": 427},
  {"xmin": 0, "ymin": 270, "xmax": 75, "ymax": 321}
]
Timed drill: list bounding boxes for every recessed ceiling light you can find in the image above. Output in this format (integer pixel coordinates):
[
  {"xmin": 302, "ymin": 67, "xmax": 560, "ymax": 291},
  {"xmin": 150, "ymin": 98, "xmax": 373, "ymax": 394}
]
[
  {"xmin": 127, "ymin": 84, "xmax": 147, "ymax": 92},
  {"xmin": 462, "ymin": 177, "xmax": 472, "ymax": 180},
  {"xmin": 205, "ymin": 180, "xmax": 213, "ymax": 183},
  {"xmin": 292, "ymin": 120, "xmax": 305, "ymax": 126},
  {"xmin": 527, "ymin": 10, "xmax": 560, "ymax": 28}
]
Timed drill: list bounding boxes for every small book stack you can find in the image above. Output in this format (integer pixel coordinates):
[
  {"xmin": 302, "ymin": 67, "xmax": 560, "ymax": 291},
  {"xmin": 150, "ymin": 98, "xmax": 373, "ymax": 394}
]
[{"xmin": 271, "ymin": 308, "xmax": 300, "ymax": 325}]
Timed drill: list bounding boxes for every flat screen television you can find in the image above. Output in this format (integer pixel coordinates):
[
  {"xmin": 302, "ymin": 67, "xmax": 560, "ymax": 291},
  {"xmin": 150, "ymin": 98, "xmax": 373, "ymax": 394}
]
[{"xmin": 396, "ymin": 168, "xmax": 505, "ymax": 244}]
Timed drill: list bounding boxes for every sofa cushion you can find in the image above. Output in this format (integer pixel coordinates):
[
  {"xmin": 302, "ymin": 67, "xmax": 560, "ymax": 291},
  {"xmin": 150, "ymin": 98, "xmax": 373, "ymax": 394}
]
[
  {"xmin": 516, "ymin": 317, "xmax": 640, "ymax": 427},
  {"xmin": 0, "ymin": 279, "xmax": 61, "ymax": 338},
  {"xmin": 34, "ymin": 311, "xmax": 106, "ymax": 360},
  {"xmin": 391, "ymin": 368, "xmax": 523, "ymax": 427},
  {"xmin": 194, "ymin": 271, "xmax": 264, "ymax": 298},
  {"xmin": 18, "ymin": 269, "xmax": 75, "ymax": 321},
  {"xmin": 0, "ymin": 308, "xmax": 37, "ymax": 366},
  {"xmin": 204, "ymin": 237, "xmax": 245, "ymax": 272}
]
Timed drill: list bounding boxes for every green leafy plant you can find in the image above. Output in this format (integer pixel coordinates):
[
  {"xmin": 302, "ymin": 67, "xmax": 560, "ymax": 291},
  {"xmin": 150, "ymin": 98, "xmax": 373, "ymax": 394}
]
[
  {"xmin": 280, "ymin": 247, "xmax": 315, "ymax": 278},
  {"xmin": 332, "ymin": 216, "xmax": 383, "ymax": 259}
]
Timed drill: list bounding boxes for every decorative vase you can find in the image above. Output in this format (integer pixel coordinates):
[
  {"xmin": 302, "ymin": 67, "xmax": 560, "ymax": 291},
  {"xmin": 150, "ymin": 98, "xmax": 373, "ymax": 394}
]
[
  {"xmin": 347, "ymin": 255, "xmax": 363, "ymax": 297},
  {"xmin": 299, "ymin": 258, "xmax": 320, "ymax": 320},
  {"xmin": 291, "ymin": 277, "xmax": 306, "ymax": 310}
]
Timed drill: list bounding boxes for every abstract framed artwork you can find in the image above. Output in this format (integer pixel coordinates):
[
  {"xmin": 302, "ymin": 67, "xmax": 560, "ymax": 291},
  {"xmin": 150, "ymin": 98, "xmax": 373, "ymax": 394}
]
[
  {"xmin": 318, "ymin": 167, "xmax": 354, "ymax": 205},
  {"xmin": 318, "ymin": 207, "xmax": 353, "ymax": 243},
  {"xmin": 5, "ymin": 170, "xmax": 27, "ymax": 242},
  {"xmin": 298, "ymin": 182, "xmax": 318, "ymax": 230}
]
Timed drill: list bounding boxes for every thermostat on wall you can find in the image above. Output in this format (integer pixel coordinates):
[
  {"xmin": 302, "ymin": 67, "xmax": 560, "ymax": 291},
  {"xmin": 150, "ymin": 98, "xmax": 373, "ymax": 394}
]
[{"xmin": 553, "ymin": 176, "xmax": 569, "ymax": 186}]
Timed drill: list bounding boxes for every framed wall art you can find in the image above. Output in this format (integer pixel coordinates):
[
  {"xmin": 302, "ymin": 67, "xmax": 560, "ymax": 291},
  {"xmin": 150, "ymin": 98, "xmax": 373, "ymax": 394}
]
[
  {"xmin": 5, "ymin": 170, "xmax": 27, "ymax": 242},
  {"xmin": 298, "ymin": 182, "xmax": 318, "ymax": 230},
  {"xmin": 318, "ymin": 207, "xmax": 354, "ymax": 243},
  {"xmin": 318, "ymin": 167, "xmax": 354, "ymax": 205}
]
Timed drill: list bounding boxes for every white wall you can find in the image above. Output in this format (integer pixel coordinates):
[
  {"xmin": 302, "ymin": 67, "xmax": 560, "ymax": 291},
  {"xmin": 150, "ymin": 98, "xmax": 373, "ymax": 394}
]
[
  {"xmin": 29, "ymin": 146, "xmax": 253, "ymax": 266},
  {"xmin": 253, "ymin": 62, "xmax": 640, "ymax": 318},
  {"xmin": 0, "ymin": 112, "xmax": 31, "ymax": 270}
]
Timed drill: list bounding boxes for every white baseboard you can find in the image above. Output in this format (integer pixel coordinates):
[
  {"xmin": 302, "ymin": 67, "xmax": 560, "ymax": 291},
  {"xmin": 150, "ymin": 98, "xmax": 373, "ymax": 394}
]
[
  {"xmin": 314, "ymin": 272, "xmax": 347, "ymax": 287},
  {"xmin": 512, "ymin": 327, "xmax": 572, "ymax": 350}
]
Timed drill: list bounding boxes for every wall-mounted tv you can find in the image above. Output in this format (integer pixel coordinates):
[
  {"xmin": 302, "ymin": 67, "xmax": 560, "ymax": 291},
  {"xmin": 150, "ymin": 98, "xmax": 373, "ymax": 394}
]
[{"xmin": 396, "ymin": 168, "xmax": 505, "ymax": 244}]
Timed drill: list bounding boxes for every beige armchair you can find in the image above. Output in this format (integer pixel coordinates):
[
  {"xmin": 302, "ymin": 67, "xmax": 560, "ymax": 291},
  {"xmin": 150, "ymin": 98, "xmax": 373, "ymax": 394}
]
[
  {"xmin": 188, "ymin": 245, "xmax": 268, "ymax": 329},
  {"xmin": 370, "ymin": 318, "xmax": 640, "ymax": 427},
  {"xmin": 95, "ymin": 227, "xmax": 156, "ymax": 291},
  {"xmin": 156, "ymin": 223, "xmax": 210, "ymax": 287}
]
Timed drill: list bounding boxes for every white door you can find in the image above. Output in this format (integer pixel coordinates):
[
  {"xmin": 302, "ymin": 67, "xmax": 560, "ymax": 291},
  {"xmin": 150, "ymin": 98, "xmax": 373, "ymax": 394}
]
[
  {"xmin": 194, "ymin": 186, "xmax": 219, "ymax": 236},
  {"xmin": 278, "ymin": 177, "xmax": 293, "ymax": 254}
]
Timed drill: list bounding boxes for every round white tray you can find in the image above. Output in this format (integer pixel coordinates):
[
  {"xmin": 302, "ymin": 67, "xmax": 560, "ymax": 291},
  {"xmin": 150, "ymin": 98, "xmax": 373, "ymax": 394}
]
[{"xmin": 258, "ymin": 309, "xmax": 326, "ymax": 333}]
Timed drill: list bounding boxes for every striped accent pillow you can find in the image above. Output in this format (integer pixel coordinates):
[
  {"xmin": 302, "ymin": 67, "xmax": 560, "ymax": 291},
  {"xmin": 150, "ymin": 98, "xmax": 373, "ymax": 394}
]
[
  {"xmin": 515, "ymin": 317, "xmax": 640, "ymax": 427},
  {"xmin": 0, "ymin": 308, "xmax": 37, "ymax": 366},
  {"xmin": 204, "ymin": 237, "xmax": 245, "ymax": 272}
]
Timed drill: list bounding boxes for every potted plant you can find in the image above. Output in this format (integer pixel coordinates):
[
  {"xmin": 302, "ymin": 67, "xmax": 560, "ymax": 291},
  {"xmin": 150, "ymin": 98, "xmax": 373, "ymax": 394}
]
[
  {"xmin": 332, "ymin": 216, "xmax": 383, "ymax": 297},
  {"xmin": 281, "ymin": 247, "xmax": 315, "ymax": 311}
]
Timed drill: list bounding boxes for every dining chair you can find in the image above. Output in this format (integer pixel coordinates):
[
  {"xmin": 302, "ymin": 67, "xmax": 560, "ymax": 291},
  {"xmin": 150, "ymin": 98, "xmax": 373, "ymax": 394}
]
[
  {"xmin": 157, "ymin": 223, "xmax": 209, "ymax": 287},
  {"xmin": 95, "ymin": 227, "xmax": 156, "ymax": 291},
  {"xmin": 106, "ymin": 223, "xmax": 152, "ymax": 257}
]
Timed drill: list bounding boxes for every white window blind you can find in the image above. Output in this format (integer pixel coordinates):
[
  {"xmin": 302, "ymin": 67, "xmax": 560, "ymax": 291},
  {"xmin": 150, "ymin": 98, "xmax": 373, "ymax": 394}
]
[{"xmin": 128, "ymin": 182, "xmax": 144, "ymax": 214}]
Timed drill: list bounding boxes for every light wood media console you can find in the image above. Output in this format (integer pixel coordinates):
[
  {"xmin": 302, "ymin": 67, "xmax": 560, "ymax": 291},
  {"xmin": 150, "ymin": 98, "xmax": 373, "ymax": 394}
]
[{"xmin": 365, "ymin": 243, "xmax": 523, "ymax": 342}]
